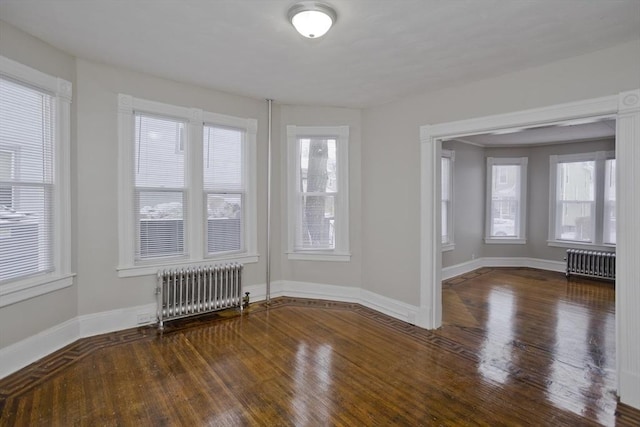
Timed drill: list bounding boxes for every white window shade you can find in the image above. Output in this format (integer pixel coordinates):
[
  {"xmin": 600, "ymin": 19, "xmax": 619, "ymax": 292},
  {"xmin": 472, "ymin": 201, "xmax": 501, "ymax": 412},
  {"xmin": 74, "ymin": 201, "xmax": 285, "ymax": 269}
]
[
  {"xmin": 0, "ymin": 77, "xmax": 55, "ymax": 283},
  {"xmin": 134, "ymin": 113, "xmax": 187, "ymax": 260},
  {"xmin": 203, "ymin": 124, "xmax": 245, "ymax": 255}
]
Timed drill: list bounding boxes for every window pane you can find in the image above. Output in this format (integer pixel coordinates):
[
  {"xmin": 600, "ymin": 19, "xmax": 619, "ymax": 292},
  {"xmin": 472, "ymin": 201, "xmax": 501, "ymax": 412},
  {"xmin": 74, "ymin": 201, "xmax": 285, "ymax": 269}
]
[
  {"xmin": 555, "ymin": 161, "xmax": 595, "ymax": 242},
  {"xmin": 203, "ymin": 125, "xmax": 244, "ymax": 191},
  {"xmin": 136, "ymin": 190, "xmax": 185, "ymax": 259},
  {"xmin": 490, "ymin": 164, "xmax": 520, "ymax": 238},
  {"xmin": 441, "ymin": 156, "xmax": 451, "ymax": 244},
  {"xmin": 0, "ymin": 77, "xmax": 55, "ymax": 283},
  {"xmin": 490, "ymin": 200, "xmax": 517, "ymax": 237},
  {"xmin": 441, "ymin": 200, "xmax": 448, "ymax": 244},
  {"xmin": 134, "ymin": 114, "xmax": 185, "ymax": 188},
  {"xmin": 557, "ymin": 161, "xmax": 594, "ymax": 201},
  {"xmin": 206, "ymin": 193, "xmax": 242, "ymax": 254},
  {"xmin": 300, "ymin": 138, "xmax": 337, "ymax": 193},
  {"xmin": 299, "ymin": 195, "xmax": 335, "ymax": 249},
  {"xmin": 558, "ymin": 201, "xmax": 593, "ymax": 241},
  {"xmin": 441, "ymin": 157, "xmax": 450, "ymax": 201},
  {"xmin": 604, "ymin": 159, "xmax": 616, "ymax": 245}
]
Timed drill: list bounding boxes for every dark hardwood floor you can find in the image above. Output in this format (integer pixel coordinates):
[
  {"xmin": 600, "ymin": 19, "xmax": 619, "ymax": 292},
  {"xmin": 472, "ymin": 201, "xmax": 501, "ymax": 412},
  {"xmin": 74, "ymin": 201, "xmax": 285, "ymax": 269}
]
[{"xmin": 1, "ymin": 268, "xmax": 639, "ymax": 426}]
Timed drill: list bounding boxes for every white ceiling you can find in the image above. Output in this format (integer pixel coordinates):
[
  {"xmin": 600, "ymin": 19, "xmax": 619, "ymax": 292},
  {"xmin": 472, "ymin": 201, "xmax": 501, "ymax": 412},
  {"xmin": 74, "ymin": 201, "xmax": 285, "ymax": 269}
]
[
  {"xmin": 1, "ymin": 0, "xmax": 639, "ymax": 108},
  {"xmin": 453, "ymin": 119, "xmax": 616, "ymax": 147}
]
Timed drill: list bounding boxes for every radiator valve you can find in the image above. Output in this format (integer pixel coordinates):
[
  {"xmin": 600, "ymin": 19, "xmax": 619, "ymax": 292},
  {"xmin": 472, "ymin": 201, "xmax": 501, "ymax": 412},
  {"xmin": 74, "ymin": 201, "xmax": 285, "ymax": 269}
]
[{"xmin": 242, "ymin": 292, "xmax": 250, "ymax": 309}]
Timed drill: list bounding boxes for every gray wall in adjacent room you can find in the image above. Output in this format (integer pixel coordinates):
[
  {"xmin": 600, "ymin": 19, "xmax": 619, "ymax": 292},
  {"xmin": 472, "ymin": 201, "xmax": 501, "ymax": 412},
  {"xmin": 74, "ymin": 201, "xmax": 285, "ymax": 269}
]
[{"xmin": 441, "ymin": 138, "xmax": 615, "ymax": 268}]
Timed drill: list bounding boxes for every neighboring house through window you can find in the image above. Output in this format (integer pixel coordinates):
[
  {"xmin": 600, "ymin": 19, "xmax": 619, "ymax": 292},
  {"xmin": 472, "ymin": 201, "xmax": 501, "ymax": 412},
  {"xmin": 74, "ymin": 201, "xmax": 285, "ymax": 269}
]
[
  {"xmin": 287, "ymin": 125, "xmax": 350, "ymax": 261},
  {"xmin": 549, "ymin": 151, "xmax": 615, "ymax": 248},
  {"xmin": 485, "ymin": 157, "xmax": 528, "ymax": 244},
  {"xmin": 441, "ymin": 149, "xmax": 454, "ymax": 251},
  {"xmin": 0, "ymin": 55, "xmax": 72, "ymax": 304},
  {"xmin": 118, "ymin": 94, "xmax": 258, "ymax": 276}
]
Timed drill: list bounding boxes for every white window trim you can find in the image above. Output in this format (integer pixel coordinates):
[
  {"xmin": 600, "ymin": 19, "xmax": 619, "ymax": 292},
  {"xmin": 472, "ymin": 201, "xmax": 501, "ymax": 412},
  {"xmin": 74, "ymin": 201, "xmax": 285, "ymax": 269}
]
[
  {"xmin": 0, "ymin": 55, "xmax": 74, "ymax": 307},
  {"xmin": 548, "ymin": 150, "xmax": 614, "ymax": 249},
  {"xmin": 286, "ymin": 125, "xmax": 350, "ymax": 262},
  {"xmin": 441, "ymin": 149, "xmax": 455, "ymax": 252},
  {"xmin": 484, "ymin": 156, "xmax": 528, "ymax": 244},
  {"xmin": 117, "ymin": 95, "xmax": 258, "ymax": 277}
]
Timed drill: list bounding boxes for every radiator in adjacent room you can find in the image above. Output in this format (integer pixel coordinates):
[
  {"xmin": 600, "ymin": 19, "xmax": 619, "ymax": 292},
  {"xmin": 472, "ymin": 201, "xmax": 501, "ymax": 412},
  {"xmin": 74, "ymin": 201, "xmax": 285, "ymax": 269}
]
[
  {"xmin": 565, "ymin": 249, "xmax": 615, "ymax": 281},
  {"xmin": 156, "ymin": 263, "xmax": 243, "ymax": 329}
]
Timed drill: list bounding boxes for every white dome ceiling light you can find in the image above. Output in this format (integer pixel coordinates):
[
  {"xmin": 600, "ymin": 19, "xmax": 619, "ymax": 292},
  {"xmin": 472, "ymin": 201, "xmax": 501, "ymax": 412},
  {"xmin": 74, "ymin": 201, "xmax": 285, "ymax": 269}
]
[{"xmin": 288, "ymin": 2, "xmax": 337, "ymax": 39}]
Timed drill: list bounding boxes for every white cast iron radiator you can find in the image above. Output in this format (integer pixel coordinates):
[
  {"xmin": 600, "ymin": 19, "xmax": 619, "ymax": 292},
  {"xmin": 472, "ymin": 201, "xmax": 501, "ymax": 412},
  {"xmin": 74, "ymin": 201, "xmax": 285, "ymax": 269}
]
[
  {"xmin": 156, "ymin": 263, "xmax": 243, "ymax": 329},
  {"xmin": 565, "ymin": 249, "xmax": 615, "ymax": 281}
]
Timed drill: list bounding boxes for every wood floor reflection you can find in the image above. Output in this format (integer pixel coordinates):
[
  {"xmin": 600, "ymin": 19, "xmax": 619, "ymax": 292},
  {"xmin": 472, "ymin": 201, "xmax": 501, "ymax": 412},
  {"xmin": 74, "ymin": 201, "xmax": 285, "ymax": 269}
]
[{"xmin": 1, "ymin": 268, "xmax": 639, "ymax": 425}]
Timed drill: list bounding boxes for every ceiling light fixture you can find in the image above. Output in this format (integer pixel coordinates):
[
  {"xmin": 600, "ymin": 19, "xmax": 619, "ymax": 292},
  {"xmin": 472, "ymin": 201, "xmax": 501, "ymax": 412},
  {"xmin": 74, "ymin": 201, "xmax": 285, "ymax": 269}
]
[{"xmin": 288, "ymin": 2, "xmax": 337, "ymax": 39}]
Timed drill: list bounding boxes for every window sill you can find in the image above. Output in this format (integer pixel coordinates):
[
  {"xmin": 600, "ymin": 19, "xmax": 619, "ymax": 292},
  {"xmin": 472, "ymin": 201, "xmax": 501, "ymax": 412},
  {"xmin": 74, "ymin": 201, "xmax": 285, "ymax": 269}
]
[
  {"xmin": 484, "ymin": 238, "xmax": 527, "ymax": 245},
  {"xmin": 287, "ymin": 252, "xmax": 351, "ymax": 262},
  {"xmin": 547, "ymin": 240, "xmax": 615, "ymax": 251},
  {"xmin": 442, "ymin": 243, "xmax": 455, "ymax": 252},
  {"xmin": 0, "ymin": 273, "xmax": 75, "ymax": 308},
  {"xmin": 117, "ymin": 254, "xmax": 259, "ymax": 278}
]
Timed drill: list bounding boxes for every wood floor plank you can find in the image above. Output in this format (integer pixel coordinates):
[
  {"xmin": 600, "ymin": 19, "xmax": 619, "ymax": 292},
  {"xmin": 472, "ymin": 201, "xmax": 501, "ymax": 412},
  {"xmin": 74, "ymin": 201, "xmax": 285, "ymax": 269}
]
[{"xmin": 1, "ymin": 268, "xmax": 639, "ymax": 426}]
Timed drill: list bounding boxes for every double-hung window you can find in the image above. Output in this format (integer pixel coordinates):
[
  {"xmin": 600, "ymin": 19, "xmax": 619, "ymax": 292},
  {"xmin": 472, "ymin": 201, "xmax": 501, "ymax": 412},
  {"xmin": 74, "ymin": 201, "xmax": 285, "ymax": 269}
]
[
  {"xmin": 441, "ymin": 149, "xmax": 454, "ymax": 250},
  {"xmin": 287, "ymin": 125, "xmax": 350, "ymax": 261},
  {"xmin": 134, "ymin": 113, "xmax": 187, "ymax": 260},
  {"xmin": 485, "ymin": 157, "xmax": 528, "ymax": 244},
  {"xmin": 549, "ymin": 151, "xmax": 614, "ymax": 247},
  {"xmin": 118, "ymin": 95, "xmax": 257, "ymax": 276},
  {"xmin": 0, "ymin": 55, "xmax": 72, "ymax": 305},
  {"xmin": 203, "ymin": 123, "xmax": 246, "ymax": 255}
]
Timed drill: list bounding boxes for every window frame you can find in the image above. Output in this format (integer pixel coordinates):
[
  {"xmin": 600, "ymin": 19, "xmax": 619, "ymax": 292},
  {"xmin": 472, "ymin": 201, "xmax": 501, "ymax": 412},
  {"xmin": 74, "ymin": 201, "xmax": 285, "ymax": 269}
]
[
  {"xmin": 548, "ymin": 150, "xmax": 615, "ymax": 249},
  {"xmin": 485, "ymin": 157, "xmax": 528, "ymax": 244},
  {"xmin": 0, "ymin": 55, "xmax": 73, "ymax": 307},
  {"xmin": 286, "ymin": 125, "xmax": 350, "ymax": 262},
  {"xmin": 441, "ymin": 149, "xmax": 455, "ymax": 251},
  {"xmin": 117, "ymin": 95, "xmax": 258, "ymax": 277}
]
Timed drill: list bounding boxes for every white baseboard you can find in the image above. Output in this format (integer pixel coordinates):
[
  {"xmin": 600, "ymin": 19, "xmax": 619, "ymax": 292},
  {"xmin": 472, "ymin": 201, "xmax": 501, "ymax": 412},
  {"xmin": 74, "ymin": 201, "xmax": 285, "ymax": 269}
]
[
  {"xmin": 246, "ymin": 280, "xmax": 419, "ymax": 323},
  {"xmin": 0, "ymin": 280, "xmax": 419, "ymax": 379},
  {"xmin": 0, "ymin": 302, "xmax": 157, "ymax": 379},
  {"xmin": 0, "ymin": 317, "xmax": 79, "ymax": 379},
  {"xmin": 442, "ymin": 257, "xmax": 565, "ymax": 280},
  {"xmin": 441, "ymin": 258, "xmax": 484, "ymax": 280},
  {"xmin": 79, "ymin": 303, "xmax": 157, "ymax": 337},
  {"xmin": 2, "ymin": 259, "xmax": 566, "ymax": 381}
]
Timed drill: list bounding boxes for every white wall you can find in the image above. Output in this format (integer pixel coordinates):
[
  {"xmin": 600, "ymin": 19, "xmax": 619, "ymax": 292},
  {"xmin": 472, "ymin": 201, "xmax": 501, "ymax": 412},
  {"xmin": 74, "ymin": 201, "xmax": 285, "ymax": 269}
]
[
  {"xmin": 362, "ymin": 39, "xmax": 640, "ymax": 304},
  {"xmin": 74, "ymin": 58, "xmax": 272, "ymax": 316},
  {"xmin": 0, "ymin": 20, "xmax": 78, "ymax": 348}
]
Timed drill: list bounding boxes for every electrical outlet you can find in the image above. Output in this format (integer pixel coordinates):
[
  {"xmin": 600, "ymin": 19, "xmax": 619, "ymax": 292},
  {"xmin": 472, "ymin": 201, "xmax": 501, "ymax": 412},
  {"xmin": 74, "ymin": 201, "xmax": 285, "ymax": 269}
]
[{"xmin": 137, "ymin": 313, "xmax": 152, "ymax": 324}]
